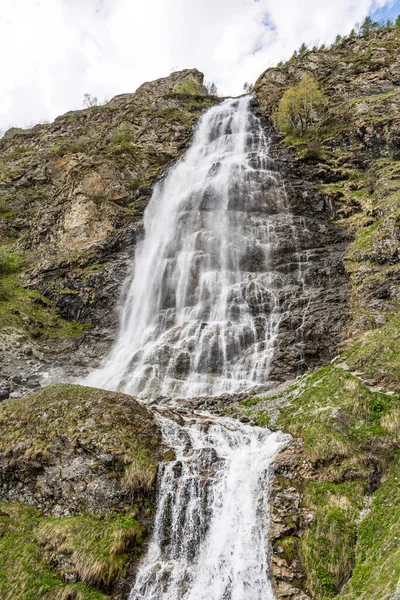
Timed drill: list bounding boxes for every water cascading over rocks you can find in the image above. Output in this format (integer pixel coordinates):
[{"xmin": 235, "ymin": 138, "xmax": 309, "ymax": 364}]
[
  {"xmin": 129, "ymin": 416, "xmax": 289, "ymax": 600},
  {"xmin": 86, "ymin": 96, "xmax": 318, "ymax": 398},
  {"xmin": 83, "ymin": 96, "xmax": 347, "ymax": 599}
]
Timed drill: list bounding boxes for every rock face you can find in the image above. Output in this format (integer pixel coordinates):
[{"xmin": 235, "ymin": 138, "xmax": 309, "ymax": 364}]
[
  {"xmin": 251, "ymin": 28, "xmax": 400, "ymax": 600},
  {"xmin": 254, "ymin": 28, "xmax": 400, "ymax": 359},
  {"xmin": 0, "ymin": 383, "xmax": 165, "ymax": 515},
  {"xmin": 0, "ymin": 383, "xmax": 167, "ymax": 599},
  {"xmin": 252, "ymin": 116, "xmax": 349, "ymax": 383},
  {"xmin": 0, "ymin": 69, "xmax": 217, "ymax": 395}
]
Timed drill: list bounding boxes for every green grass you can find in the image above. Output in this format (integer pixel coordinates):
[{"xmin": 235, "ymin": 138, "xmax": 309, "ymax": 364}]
[
  {"xmin": 242, "ymin": 365, "xmax": 400, "ymax": 597},
  {"xmin": 0, "ymin": 383, "xmax": 161, "ymax": 491},
  {"xmin": 336, "ymin": 462, "xmax": 400, "ymax": 600},
  {"xmin": 0, "ymin": 502, "xmax": 145, "ymax": 600},
  {"xmin": 0, "ymin": 274, "xmax": 86, "ymax": 338},
  {"xmin": 0, "ymin": 246, "xmax": 23, "ymax": 276},
  {"xmin": 344, "ymin": 311, "xmax": 400, "ymax": 391},
  {"xmin": 35, "ymin": 513, "xmax": 145, "ymax": 588}
]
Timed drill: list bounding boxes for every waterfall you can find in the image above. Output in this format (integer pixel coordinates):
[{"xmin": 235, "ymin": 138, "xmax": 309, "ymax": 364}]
[
  {"xmin": 86, "ymin": 95, "xmax": 294, "ymax": 398},
  {"xmin": 130, "ymin": 415, "xmax": 289, "ymax": 600},
  {"xmin": 83, "ymin": 97, "xmax": 298, "ymax": 599}
]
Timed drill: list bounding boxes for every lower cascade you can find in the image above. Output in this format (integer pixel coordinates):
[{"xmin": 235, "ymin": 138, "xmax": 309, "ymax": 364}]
[{"xmin": 130, "ymin": 415, "xmax": 289, "ymax": 600}]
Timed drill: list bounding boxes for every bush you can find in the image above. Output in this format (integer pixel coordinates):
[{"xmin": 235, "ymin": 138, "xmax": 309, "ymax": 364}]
[
  {"xmin": 0, "ymin": 198, "xmax": 8, "ymax": 214},
  {"xmin": 274, "ymin": 75, "xmax": 326, "ymax": 138},
  {"xmin": 110, "ymin": 125, "xmax": 133, "ymax": 145},
  {"xmin": 51, "ymin": 137, "xmax": 89, "ymax": 157},
  {"xmin": 304, "ymin": 139, "xmax": 323, "ymax": 161},
  {"xmin": 0, "ymin": 247, "xmax": 23, "ymax": 276},
  {"xmin": 172, "ymin": 80, "xmax": 203, "ymax": 96}
]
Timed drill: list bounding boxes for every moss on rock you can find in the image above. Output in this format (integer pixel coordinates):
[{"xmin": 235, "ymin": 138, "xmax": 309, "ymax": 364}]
[
  {"xmin": 0, "ymin": 384, "xmax": 165, "ymax": 515},
  {"xmin": 239, "ymin": 364, "xmax": 400, "ymax": 598}
]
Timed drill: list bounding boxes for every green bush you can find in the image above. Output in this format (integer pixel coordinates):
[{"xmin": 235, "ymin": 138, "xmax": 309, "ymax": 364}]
[
  {"xmin": 0, "ymin": 198, "xmax": 8, "ymax": 214},
  {"xmin": 0, "ymin": 247, "xmax": 23, "ymax": 275},
  {"xmin": 110, "ymin": 125, "xmax": 133, "ymax": 145},
  {"xmin": 172, "ymin": 80, "xmax": 203, "ymax": 96},
  {"xmin": 51, "ymin": 137, "xmax": 89, "ymax": 156},
  {"xmin": 274, "ymin": 74, "xmax": 326, "ymax": 138}
]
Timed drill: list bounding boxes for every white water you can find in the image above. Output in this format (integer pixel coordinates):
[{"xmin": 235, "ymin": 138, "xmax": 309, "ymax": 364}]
[
  {"xmin": 130, "ymin": 416, "xmax": 289, "ymax": 600},
  {"xmin": 86, "ymin": 95, "xmax": 292, "ymax": 398},
  {"xmin": 83, "ymin": 97, "xmax": 297, "ymax": 598}
]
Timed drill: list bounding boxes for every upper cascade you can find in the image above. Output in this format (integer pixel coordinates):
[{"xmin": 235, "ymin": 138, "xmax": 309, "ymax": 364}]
[{"xmin": 85, "ymin": 96, "xmax": 307, "ymax": 397}]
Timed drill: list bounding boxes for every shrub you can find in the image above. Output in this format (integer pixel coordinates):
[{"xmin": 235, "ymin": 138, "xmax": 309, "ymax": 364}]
[
  {"xmin": 206, "ymin": 81, "xmax": 219, "ymax": 95},
  {"xmin": 0, "ymin": 198, "xmax": 8, "ymax": 214},
  {"xmin": 172, "ymin": 80, "xmax": 203, "ymax": 96},
  {"xmin": 0, "ymin": 247, "xmax": 23, "ymax": 275},
  {"xmin": 51, "ymin": 137, "xmax": 89, "ymax": 156},
  {"xmin": 304, "ymin": 139, "xmax": 323, "ymax": 161},
  {"xmin": 274, "ymin": 74, "xmax": 326, "ymax": 138},
  {"xmin": 110, "ymin": 125, "xmax": 133, "ymax": 145}
]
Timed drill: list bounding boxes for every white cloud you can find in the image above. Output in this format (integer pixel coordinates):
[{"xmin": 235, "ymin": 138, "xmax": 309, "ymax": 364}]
[{"xmin": 0, "ymin": 0, "xmax": 394, "ymax": 130}]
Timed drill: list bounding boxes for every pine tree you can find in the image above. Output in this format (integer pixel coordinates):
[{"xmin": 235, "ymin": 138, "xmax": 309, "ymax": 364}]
[
  {"xmin": 361, "ymin": 16, "xmax": 379, "ymax": 37},
  {"xmin": 395, "ymin": 15, "xmax": 400, "ymax": 28},
  {"xmin": 298, "ymin": 42, "xmax": 308, "ymax": 56}
]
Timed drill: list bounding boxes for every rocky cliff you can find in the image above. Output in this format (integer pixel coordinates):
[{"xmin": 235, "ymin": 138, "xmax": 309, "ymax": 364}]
[
  {"xmin": 0, "ymin": 68, "xmax": 216, "ymax": 398},
  {"xmin": 246, "ymin": 27, "xmax": 400, "ymax": 600},
  {"xmin": 0, "ymin": 28, "xmax": 399, "ymax": 600}
]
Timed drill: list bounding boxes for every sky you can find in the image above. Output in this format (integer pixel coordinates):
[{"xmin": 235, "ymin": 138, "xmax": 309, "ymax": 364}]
[{"xmin": 0, "ymin": 0, "xmax": 398, "ymax": 132}]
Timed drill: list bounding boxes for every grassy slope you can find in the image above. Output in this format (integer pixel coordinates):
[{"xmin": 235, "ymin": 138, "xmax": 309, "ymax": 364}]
[
  {"xmin": 0, "ymin": 502, "xmax": 144, "ymax": 600},
  {"xmin": 241, "ymin": 365, "xmax": 400, "ymax": 598}
]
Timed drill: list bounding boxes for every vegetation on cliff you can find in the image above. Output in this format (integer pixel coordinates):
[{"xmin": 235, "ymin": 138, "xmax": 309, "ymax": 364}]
[
  {"xmin": 253, "ymin": 26, "xmax": 400, "ymax": 600},
  {"xmin": 0, "ymin": 384, "xmax": 167, "ymax": 599}
]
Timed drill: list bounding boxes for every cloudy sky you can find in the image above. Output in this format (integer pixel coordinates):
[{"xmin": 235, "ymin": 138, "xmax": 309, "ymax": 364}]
[{"xmin": 0, "ymin": 0, "xmax": 399, "ymax": 131}]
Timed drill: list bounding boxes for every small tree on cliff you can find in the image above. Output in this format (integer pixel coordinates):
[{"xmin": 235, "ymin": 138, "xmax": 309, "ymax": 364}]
[
  {"xmin": 274, "ymin": 75, "xmax": 326, "ymax": 138},
  {"xmin": 360, "ymin": 16, "xmax": 379, "ymax": 37}
]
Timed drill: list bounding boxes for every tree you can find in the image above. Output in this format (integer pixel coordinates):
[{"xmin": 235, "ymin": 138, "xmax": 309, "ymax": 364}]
[
  {"xmin": 334, "ymin": 34, "xmax": 343, "ymax": 45},
  {"xmin": 83, "ymin": 93, "xmax": 99, "ymax": 108},
  {"xmin": 274, "ymin": 74, "xmax": 326, "ymax": 138},
  {"xmin": 298, "ymin": 42, "xmax": 308, "ymax": 55},
  {"xmin": 205, "ymin": 81, "xmax": 218, "ymax": 96},
  {"xmin": 243, "ymin": 82, "xmax": 253, "ymax": 93},
  {"xmin": 360, "ymin": 16, "xmax": 379, "ymax": 37},
  {"xmin": 395, "ymin": 15, "xmax": 400, "ymax": 28}
]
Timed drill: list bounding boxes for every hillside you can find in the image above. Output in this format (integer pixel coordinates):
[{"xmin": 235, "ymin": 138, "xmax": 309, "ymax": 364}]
[
  {"xmin": 0, "ymin": 27, "xmax": 399, "ymax": 600},
  {"xmin": 246, "ymin": 27, "xmax": 400, "ymax": 599}
]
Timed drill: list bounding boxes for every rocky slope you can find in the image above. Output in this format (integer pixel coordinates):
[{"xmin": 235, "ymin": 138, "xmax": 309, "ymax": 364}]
[
  {"xmin": 248, "ymin": 27, "xmax": 400, "ymax": 600},
  {"xmin": 0, "ymin": 27, "xmax": 399, "ymax": 600},
  {"xmin": 0, "ymin": 69, "xmax": 216, "ymax": 397},
  {"xmin": 0, "ymin": 383, "xmax": 170, "ymax": 600}
]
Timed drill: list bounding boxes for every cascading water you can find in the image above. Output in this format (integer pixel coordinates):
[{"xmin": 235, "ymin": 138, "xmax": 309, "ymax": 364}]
[
  {"xmin": 86, "ymin": 95, "xmax": 294, "ymax": 398},
  {"xmin": 84, "ymin": 96, "xmax": 299, "ymax": 599},
  {"xmin": 130, "ymin": 415, "xmax": 289, "ymax": 600}
]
